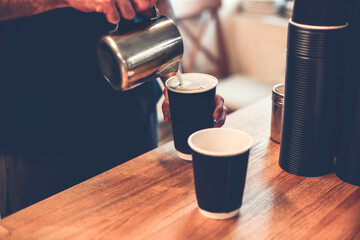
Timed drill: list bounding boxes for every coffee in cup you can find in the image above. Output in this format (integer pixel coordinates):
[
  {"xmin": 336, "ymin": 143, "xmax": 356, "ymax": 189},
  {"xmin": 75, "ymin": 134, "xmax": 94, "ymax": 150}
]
[
  {"xmin": 188, "ymin": 128, "xmax": 253, "ymax": 219},
  {"xmin": 165, "ymin": 73, "xmax": 218, "ymax": 160}
]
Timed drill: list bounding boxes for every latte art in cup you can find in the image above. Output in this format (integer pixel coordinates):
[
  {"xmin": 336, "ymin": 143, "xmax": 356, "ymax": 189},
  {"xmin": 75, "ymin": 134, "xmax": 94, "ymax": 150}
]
[
  {"xmin": 168, "ymin": 81, "xmax": 206, "ymax": 91},
  {"xmin": 166, "ymin": 73, "xmax": 218, "ymax": 93}
]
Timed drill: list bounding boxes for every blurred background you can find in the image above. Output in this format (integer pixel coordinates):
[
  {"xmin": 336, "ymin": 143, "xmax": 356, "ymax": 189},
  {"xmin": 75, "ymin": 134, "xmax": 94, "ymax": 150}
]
[{"xmin": 158, "ymin": 0, "xmax": 294, "ymax": 145}]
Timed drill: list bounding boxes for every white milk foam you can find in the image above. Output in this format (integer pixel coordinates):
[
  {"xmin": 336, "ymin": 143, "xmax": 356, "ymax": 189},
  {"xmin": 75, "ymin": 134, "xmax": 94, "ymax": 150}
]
[{"xmin": 166, "ymin": 73, "xmax": 218, "ymax": 93}]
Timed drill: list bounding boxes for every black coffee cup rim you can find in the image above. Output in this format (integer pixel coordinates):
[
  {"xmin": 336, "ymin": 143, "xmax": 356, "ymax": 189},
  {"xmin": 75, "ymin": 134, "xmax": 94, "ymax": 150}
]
[
  {"xmin": 289, "ymin": 19, "xmax": 348, "ymax": 31},
  {"xmin": 165, "ymin": 73, "xmax": 218, "ymax": 94},
  {"xmin": 188, "ymin": 128, "xmax": 253, "ymax": 157}
]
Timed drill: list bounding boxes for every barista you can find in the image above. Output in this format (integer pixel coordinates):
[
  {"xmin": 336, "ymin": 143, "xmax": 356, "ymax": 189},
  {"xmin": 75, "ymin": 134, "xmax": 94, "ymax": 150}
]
[{"xmin": 0, "ymin": 0, "xmax": 227, "ymax": 217}]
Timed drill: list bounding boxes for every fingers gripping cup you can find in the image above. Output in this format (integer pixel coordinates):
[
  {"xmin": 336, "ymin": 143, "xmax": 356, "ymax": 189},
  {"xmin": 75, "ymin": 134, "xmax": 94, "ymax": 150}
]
[
  {"xmin": 188, "ymin": 128, "xmax": 253, "ymax": 220},
  {"xmin": 165, "ymin": 73, "xmax": 218, "ymax": 160}
]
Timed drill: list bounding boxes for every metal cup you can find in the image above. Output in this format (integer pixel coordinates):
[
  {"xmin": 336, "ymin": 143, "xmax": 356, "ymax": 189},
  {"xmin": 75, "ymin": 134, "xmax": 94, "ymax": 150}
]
[
  {"xmin": 271, "ymin": 83, "xmax": 284, "ymax": 144},
  {"xmin": 96, "ymin": 15, "xmax": 183, "ymax": 91}
]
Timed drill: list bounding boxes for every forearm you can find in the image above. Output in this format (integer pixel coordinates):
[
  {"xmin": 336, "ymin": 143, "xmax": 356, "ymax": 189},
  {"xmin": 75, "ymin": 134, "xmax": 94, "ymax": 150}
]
[{"xmin": 0, "ymin": 0, "xmax": 68, "ymax": 21}]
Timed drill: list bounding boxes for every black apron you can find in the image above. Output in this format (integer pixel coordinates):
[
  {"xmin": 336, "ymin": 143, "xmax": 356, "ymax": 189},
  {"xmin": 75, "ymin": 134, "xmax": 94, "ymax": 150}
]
[{"xmin": 0, "ymin": 9, "xmax": 162, "ymax": 217}]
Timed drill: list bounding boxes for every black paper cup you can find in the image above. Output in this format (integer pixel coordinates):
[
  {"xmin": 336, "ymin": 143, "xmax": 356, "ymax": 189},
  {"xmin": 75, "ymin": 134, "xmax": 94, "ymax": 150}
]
[
  {"xmin": 335, "ymin": 0, "xmax": 360, "ymax": 186},
  {"xmin": 279, "ymin": 12, "xmax": 348, "ymax": 177},
  {"xmin": 165, "ymin": 73, "xmax": 217, "ymax": 161},
  {"xmin": 336, "ymin": 80, "xmax": 360, "ymax": 186},
  {"xmin": 336, "ymin": 115, "xmax": 360, "ymax": 186},
  {"xmin": 286, "ymin": 21, "xmax": 347, "ymax": 160},
  {"xmin": 287, "ymin": 21, "xmax": 347, "ymax": 59},
  {"xmin": 188, "ymin": 128, "xmax": 253, "ymax": 220},
  {"xmin": 279, "ymin": 51, "xmax": 344, "ymax": 177}
]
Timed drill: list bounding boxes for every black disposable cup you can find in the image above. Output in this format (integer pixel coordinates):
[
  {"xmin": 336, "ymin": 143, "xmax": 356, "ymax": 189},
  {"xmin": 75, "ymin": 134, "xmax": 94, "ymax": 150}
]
[
  {"xmin": 335, "ymin": 1, "xmax": 360, "ymax": 186},
  {"xmin": 336, "ymin": 76, "xmax": 360, "ymax": 186},
  {"xmin": 279, "ymin": 53, "xmax": 343, "ymax": 177},
  {"xmin": 292, "ymin": 0, "xmax": 347, "ymax": 26},
  {"xmin": 188, "ymin": 128, "xmax": 253, "ymax": 219},
  {"xmin": 287, "ymin": 21, "xmax": 347, "ymax": 58},
  {"xmin": 165, "ymin": 73, "xmax": 217, "ymax": 160},
  {"xmin": 279, "ymin": 14, "xmax": 348, "ymax": 177},
  {"xmin": 336, "ymin": 94, "xmax": 360, "ymax": 186}
]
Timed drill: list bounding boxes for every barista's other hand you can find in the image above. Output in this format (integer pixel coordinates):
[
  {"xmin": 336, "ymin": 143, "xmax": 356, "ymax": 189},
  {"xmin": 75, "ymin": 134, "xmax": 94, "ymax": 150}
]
[
  {"xmin": 66, "ymin": 0, "xmax": 156, "ymax": 24},
  {"xmin": 213, "ymin": 94, "xmax": 228, "ymax": 128},
  {"xmin": 161, "ymin": 90, "xmax": 228, "ymax": 128}
]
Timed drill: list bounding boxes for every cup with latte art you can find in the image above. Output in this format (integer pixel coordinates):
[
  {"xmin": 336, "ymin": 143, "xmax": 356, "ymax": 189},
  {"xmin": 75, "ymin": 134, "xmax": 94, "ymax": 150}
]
[{"xmin": 165, "ymin": 73, "xmax": 218, "ymax": 160}]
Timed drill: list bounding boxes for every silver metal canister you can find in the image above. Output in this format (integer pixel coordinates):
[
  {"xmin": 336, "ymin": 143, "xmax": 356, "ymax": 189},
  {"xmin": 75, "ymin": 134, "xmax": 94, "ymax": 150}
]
[{"xmin": 271, "ymin": 83, "xmax": 284, "ymax": 143}]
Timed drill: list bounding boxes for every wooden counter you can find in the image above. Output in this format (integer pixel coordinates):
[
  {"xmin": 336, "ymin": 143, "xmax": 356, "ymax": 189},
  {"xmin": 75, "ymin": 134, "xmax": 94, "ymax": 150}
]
[{"xmin": 0, "ymin": 97, "xmax": 359, "ymax": 240}]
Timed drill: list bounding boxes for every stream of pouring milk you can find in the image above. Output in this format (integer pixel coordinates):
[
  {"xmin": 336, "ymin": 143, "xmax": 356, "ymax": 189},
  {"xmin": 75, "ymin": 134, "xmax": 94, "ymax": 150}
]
[{"xmin": 176, "ymin": 71, "xmax": 183, "ymax": 85}]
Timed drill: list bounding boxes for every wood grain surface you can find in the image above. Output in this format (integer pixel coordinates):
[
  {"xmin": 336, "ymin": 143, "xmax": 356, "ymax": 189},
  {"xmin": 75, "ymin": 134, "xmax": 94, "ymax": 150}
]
[
  {"xmin": 0, "ymin": 97, "xmax": 359, "ymax": 240},
  {"xmin": 0, "ymin": 225, "xmax": 11, "ymax": 239}
]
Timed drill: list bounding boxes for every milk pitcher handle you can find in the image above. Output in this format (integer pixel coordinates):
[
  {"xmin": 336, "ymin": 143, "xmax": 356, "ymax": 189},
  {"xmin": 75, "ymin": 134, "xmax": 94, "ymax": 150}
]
[
  {"xmin": 112, "ymin": 6, "xmax": 159, "ymax": 33},
  {"xmin": 97, "ymin": 8, "xmax": 183, "ymax": 91}
]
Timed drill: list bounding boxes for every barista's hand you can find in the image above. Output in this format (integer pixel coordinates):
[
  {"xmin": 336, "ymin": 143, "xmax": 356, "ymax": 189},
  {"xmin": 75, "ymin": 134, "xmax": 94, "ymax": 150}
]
[
  {"xmin": 161, "ymin": 89, "xmax": 228, "ymax": 128},
  {"xmin": 213, "ymin": 94, "xmax": 228, "ymax": 128},
  {"xmin": 66, "ymin": 0, "xmax": 157, "ymax": 24}
]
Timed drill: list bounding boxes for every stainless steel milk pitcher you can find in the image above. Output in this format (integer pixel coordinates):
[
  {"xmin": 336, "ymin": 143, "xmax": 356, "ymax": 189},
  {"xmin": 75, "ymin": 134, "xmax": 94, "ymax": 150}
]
[{"xmin": 96, "ymin": 10, "xmax": 183, "ymax": 91}]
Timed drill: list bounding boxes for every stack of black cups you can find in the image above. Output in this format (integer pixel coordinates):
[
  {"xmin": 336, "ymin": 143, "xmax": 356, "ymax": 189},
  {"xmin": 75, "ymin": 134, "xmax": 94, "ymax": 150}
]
[
  {"xmin": 279, "ymin": 0, "xmax": 348, "ymax": 177},
  {"xmin": 335, "ymin": 0, "xmax": 360, "ymax": 186}
]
